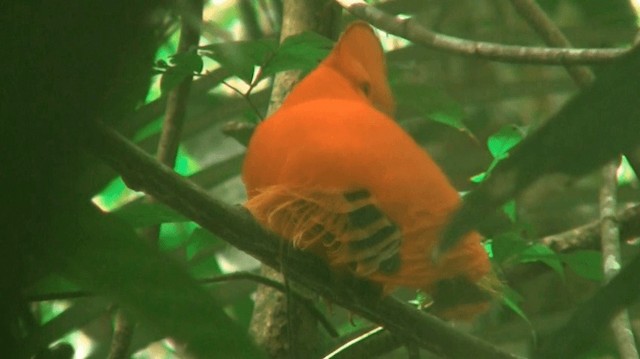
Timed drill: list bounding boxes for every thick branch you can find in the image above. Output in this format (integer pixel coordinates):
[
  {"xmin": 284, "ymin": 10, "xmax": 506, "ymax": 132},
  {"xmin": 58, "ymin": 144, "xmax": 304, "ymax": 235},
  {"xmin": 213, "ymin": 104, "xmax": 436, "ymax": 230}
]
[
  {"xmin": 508, "ymin": 0, "xmax": 594, "ymax": 86},
  {"xmin": 334, "ymin": 0, "xmax": 629, "ymax": 65},
  {"xmin": 85, "ymin": 122, "xmax": 517, "ymax": 359}
]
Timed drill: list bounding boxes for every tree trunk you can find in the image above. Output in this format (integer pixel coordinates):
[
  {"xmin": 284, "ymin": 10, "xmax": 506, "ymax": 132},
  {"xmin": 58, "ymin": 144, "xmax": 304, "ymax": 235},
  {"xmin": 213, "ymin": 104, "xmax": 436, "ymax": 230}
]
[{"xmin": 248, "ymin": 1, "xmax": 339, "ymax": 357}]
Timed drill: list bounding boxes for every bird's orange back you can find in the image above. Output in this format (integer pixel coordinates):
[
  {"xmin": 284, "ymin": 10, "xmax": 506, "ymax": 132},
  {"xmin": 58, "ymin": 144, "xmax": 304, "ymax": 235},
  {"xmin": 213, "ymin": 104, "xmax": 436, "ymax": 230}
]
[{"xmin": 243, "ymin": 22, "xmax": 497, "ymax": 319}]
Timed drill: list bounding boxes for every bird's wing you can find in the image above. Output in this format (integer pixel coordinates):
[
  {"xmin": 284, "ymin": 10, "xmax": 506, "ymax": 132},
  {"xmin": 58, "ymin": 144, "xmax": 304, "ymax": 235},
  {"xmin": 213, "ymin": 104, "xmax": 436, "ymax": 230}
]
[{"xmin": 246, "ymin": 185, "xmax": 402, "ymax": 277}]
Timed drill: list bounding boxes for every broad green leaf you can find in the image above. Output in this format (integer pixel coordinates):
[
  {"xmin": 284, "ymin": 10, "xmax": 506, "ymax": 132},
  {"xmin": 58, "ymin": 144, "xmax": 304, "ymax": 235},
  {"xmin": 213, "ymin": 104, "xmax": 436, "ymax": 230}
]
[
  {"xmin": 487, "ymin": 125, "xmax": 523, "ymax": 160},
  {"xmin": 201, "ymin": 39, "xmax": 277, "ymax": 83},
  {"xmin": 109, "ymin": 201, "xmax": 188, "ymax": 228},
  {"xmin": 561, "ymin": 250, "xmax": 604, "ymax": 282},
  {"xmin": 261, "ymin": 31, "xmax": 333, "ymax": 78},
  {"xmin": 519, "ymin": 244, "xmax": 565, "ymax": 279}
]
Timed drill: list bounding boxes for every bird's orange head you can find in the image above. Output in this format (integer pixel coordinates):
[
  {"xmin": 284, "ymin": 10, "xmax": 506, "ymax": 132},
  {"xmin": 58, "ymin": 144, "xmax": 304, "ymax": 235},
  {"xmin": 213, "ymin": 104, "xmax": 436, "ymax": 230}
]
[{"xmin": 323, "ymin": 21, "xmax": 396, "ymax": 115}]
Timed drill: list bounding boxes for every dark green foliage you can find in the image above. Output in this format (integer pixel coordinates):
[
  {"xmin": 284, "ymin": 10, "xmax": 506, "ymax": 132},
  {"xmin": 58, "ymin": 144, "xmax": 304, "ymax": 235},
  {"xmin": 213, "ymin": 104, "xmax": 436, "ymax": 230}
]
[
  {"xmin": 1, "ymin": 1, "xmax": 263, "ymax": 357},
  {"xmin": 110, "ymin": 201, "xmax": 189, "ymax": 227},
  {"xmin": 561, "ymin": 250, "xmax": 604, "ymax": 282},
  {"xmin": 201, "ymin": 31, "xmax": 333, "ymax": 84},
  {"xmin": 159, "ymin": 48, "xmax": 204, "ymax": 94},
  {"xmin": 535, "ymin": 251, "xmax": 640, "ymax": 358},
  {"xmin": 442, "ymin": 45, "xmax": 640, "ymax": 253}
]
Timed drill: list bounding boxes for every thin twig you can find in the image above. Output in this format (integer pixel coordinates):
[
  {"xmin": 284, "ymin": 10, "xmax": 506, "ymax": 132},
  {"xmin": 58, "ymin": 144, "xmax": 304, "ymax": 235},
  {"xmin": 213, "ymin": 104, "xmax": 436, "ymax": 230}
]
[
  {"xmin": 601, "ymin": 159, "xmax": 639, "ymax": 359},
  {"xmin": 221, "ymin": 80, "xmax": 264, "ymax": 119},
  {"xmin": 508, "ymin": 0, "xmax": 594, "ymax": 85},
  {"xmin": 333, "ymin": 0, "xmax": 629, "ymax": 65},
  {"xmin": 540, "ymin": 203, "xmax": 640, "ymax": 252},
  {"xmin": 156, "ymin": 0, "xmax": 203, "ymax": 170},
  {"xmin": 201, "ymin": 272, "xmax": 339, "ymax": 338}
]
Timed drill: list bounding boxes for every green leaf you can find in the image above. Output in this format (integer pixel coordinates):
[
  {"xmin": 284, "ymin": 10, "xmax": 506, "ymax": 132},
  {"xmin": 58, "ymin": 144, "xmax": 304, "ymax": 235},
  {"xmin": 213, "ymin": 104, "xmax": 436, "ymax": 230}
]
[
  {"xmin": 51, "ymin": 204, "xmax": 263, "ymax": 358},
  {"xmin": 94, "ymin": 176, "xmax": 131, "ymax": 211},
  {"xmin": 501, "ymin": 286, "xmax": 528, "ymax": 321},
  {"xmin": 158, "ymin": 222, "xmax": 197, "ymax": 253},
  {"xmin": 185, "ymin": 228, "xmax": 225, "ymax": 277},
  {"xmin": 429, "ymin": 110, "xmax": 467, "ymax": 132},
  {"xmin": 618, "ymin": 155, "xmax": 638, "ymax": 186},
  {"xmin": 392, "ymin": 83, "xmax": 471, "ymax": 133},
  {"xmin": 470, "ymin": 171, "xmax": 487, "ymax": 183},
  {"xmin": 109, "ymin": 201, "xmax": 188, "ymax": 227},
  {"xmin": 187, "ymin": 227, "xmax": 225, "ymax": 261},
  {"xmin": 171, "ymin": 49, "xmax": 204, "ymax": 74},
  {"xmin": 408, "ymin": 290, "xmax": 431, "ymax": 308},
  {"xmin": 261, "ymin": 31, "xmax": 333, "ymax": 78},
  {"xmin": 483, "ymin": 239, "xmax": 494, "ymax": 259},
  {"xmin": 160, "ymin": 48, "xmax": 203, "ymax": 94},
  {"xmin": 561, "ymin": 250, "xmax": 604, "ymax": 282},
  {"xmin": 502, "ymin": 200, "xmax": 517, "ymax": 222},
  {"xmin": 519, "ymin": 244, "xmax": 565, "ymax": 279},
  {"xmin": 487, "ymin": 125, "xmax": 523, "ymax": 160},
  {"xmin": 189, "ymin": 253, "xmax": 222, "ymax": 278},
  {"xmin": 490, "ymin": 232, "xmax": 528, "ymax": 264},
  {"xmin": 501, "ymin": 286, "xmax": 535, "ymax": 339},
  {"xmin": 201, "ymin": 39, "xmax": 277, "ymax": 83},
  {"xmin": 132, "ymin": 117, "xmax": 163, "ymax": 142},
  {"xmin": 32, "ymin": 299, "xmax": 110, "ymax": 349}
]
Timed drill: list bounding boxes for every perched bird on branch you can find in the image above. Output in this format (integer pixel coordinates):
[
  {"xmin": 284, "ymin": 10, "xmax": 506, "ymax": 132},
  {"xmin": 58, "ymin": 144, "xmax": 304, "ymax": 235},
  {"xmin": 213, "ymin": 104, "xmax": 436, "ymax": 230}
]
[{"xmin": 243, "ymin": 22, "xmax": 499, "ymax": 319}]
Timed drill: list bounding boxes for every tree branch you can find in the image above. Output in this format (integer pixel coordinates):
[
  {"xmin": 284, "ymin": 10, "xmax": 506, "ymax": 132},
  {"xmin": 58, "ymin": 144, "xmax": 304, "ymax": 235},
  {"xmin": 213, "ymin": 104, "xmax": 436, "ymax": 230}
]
[
  {"xmin": 508, "ymin": 0, "xmax": 594, "ymax": 85},
  {"xmin": 600, "ymin": 160, "xmax": 639, "ymax": 359},
  {"xmin": 333, "ymin": 0, "xmax": 630, "ymax": 65},
  {"xmin": 84, "ymin": 121, "xmax": 518, "ymax": 359},
  {"xmin": 540, "ymin": 203, "xmax": 640, "ymax": 252}
]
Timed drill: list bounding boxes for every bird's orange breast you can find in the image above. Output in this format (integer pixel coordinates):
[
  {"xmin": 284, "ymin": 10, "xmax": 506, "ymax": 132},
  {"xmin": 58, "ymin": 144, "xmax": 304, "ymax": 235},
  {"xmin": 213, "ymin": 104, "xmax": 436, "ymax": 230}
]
[{"xmin": 243, "ymin": 94, "xmax": 489, "ymax": 291}]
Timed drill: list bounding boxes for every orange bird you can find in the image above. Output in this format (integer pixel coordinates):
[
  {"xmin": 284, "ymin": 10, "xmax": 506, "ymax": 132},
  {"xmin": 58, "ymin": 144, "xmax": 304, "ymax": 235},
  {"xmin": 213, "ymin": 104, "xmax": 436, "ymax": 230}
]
[{"xmin": 243, "ymin": 22, "xmax": 499, "ymax": 319}]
